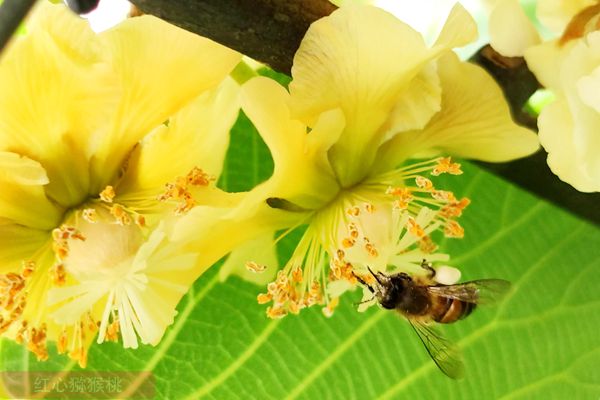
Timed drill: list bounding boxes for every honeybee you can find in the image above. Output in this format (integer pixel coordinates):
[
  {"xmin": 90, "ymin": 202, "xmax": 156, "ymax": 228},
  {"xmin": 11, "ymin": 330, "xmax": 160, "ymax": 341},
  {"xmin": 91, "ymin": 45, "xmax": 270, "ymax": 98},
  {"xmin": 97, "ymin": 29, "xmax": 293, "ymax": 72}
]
[{"xmin": 354, "ymin": 260, "xmax": 510, "ymax": 379}]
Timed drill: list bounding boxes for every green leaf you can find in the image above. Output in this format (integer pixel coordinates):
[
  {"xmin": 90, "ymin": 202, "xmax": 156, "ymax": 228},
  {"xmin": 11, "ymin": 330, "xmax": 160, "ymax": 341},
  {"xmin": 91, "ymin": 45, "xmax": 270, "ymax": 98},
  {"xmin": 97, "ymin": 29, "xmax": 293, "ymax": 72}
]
[{"xmin": 2, "ymin": 120, "xmax": 599, "ymax": 399}]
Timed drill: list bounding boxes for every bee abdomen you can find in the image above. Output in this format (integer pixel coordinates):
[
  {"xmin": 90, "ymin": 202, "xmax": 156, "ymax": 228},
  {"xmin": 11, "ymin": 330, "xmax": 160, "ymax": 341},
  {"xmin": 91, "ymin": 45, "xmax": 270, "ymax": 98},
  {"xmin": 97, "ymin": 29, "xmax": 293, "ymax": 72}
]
[{"xmin": 433, "ymin": 298, "xmax": 476, "ymax": 324}]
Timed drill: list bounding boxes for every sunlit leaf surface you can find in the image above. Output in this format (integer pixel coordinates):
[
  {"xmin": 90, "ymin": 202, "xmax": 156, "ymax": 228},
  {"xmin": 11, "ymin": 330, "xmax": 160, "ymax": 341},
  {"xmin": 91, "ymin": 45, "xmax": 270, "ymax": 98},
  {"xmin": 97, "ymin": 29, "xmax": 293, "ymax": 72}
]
[{"xmin": 1, "ymin": 108, "xmax": 599, "ymax": 399}]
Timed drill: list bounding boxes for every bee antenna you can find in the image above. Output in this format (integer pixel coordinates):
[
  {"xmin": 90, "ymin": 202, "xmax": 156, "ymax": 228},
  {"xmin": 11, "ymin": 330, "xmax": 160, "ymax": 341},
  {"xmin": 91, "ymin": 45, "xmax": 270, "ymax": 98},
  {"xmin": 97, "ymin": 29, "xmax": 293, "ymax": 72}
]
[{"xmin": 367, "ymin": 266, "xmax": 383, "ymax": 284}]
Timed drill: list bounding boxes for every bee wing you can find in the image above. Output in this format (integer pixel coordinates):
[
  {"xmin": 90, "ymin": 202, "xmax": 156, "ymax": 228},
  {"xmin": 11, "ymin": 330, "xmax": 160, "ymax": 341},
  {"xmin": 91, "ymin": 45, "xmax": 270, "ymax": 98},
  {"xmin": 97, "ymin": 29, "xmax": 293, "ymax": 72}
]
[
  {"xmin": 408, "ymin": 318, "xmax": 464, "ymax": 379},
  {"xmin": 427, "ymin": 279, "xmax": 511, "ymax": 305}
]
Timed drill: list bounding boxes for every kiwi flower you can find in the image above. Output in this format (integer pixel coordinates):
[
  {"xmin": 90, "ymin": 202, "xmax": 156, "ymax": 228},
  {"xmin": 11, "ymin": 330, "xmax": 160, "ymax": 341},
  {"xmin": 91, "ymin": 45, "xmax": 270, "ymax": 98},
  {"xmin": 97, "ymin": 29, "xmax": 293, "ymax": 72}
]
[
  {"xmin": 487, "ymin": 0, "xmax": 600, "ymax": 191},
  {"xmin": 525, "ymin": 30, "xmax": 600, "ymax": 191},
  {"xmin": 0, "ymin": 4, "xmax": 240, "ymax": 366},
  {"xmin": 177, "ymin": 4, "xmax": 538, "ymax": 318}
]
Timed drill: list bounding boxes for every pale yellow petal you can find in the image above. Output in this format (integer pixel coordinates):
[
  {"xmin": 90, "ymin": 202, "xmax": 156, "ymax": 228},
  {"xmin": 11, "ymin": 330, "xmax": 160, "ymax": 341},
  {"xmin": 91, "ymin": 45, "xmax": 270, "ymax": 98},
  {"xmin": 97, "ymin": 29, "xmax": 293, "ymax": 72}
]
[
  {"xmin": 578, "ymin": 66, "xmax": 600, "ymax": 112},
  {"xmin": 173, "ymin": 202, "xmax": 303, "ymax": 277},
  {"xmin": 290, "ymin": 5, "xmax": 436, "ymax": 185},
  {"xmin": 0, "ymin": 152, "xmax": 62, "ymax": 229},
  {"xmin": 524, "ymin": 40, "xmax": 571, "ymax": 90},
  {"xmin": 375, "ymin": 53, "xmax": 539, "ymax": 170},
  {"xmin": 0, "ymin": 14, "xmax": 116, "ymax": 206},
  {"xmin": 538, "ymin": 99, "xmax": 600, "ymax": 191},
  {"xmin": 0, "ymin": 221, "xmax": 49, "ymax": 273},
  {"xmin": 28, "ymin": 3, "xmax": 103, "ymax": 65},
  {"xmin": 537, "ymin": 0, "xmax": 596, "ymax": 34},
  {"xmin": 433, "ymin": 2, "xmax": 479, "ymax": 49},
  {"xmin": 240, "ymin": 77, "xmax": 341, "ymax": 211},
  {"xmin": 90, "ymin": 16, "xmax": 241, "ymax": 192},
  {"xmin": 489, "ymin": 0, "xmax": 540, "ymax": 57},
  {"xmin": 219, "ymin": 233, "xmax": 278, "ymax": 285},
  {"xmin": 383, "ymin": 61, "xmax": 441, "ymax": 138},
  {"xmin": 117, "ymin": 78, "xmax": 240, "ymax": 202}
]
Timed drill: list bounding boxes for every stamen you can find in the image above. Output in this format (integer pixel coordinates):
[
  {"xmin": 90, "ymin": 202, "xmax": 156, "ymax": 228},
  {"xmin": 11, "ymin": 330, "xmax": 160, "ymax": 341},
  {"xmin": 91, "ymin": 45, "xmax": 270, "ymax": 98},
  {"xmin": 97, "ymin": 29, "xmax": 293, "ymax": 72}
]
[
  {"xmin": 415, "ymin": 176, "xmax": 433, "ymax": 190},
  {"xmin": 51, "ymin": 263, "xmax": 67, "ymax": 286},
  {"xmin": 444, "ymin": 220, "xmax": 465, "ymax": 238},
  {"xmin": 431, "ymin": 157, "xmax": 462, "ymax": 176},
  {"xmin": 407, "ymin": 217, "xmax": 426, "ymax": 238},
  {"xmin": 99, "ymin": 185, "xmax": 116, "ymax": 203},
  {"xmin": 158, "ymin": 167, "xmax": 214, "ymax": 214},
  {"xmin": 110, "ymin": 204, "xmax": 132, "ymax": 225},
  {"xmin": 82, "ymin": 208, "xmax": 98, "ymax": 223},
  {"xmin": 245, "ymin": 261, "xmax": 267, "ymax": 273},
  {"xmin": 257, "ymin": 293, "xmax": 272, "ymax": 304},
  {"xmin": 52, "ymin": 225, "xmax": 85, "ymax": 261},
  {"xmin": 322, "ymin": 297, "xmax": 339, "ymax": 318}
]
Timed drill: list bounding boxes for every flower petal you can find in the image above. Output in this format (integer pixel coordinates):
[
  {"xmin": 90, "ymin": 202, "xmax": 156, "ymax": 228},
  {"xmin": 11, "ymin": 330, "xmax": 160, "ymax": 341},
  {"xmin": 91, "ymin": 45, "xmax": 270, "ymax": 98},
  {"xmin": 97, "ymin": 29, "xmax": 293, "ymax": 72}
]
[
  {"xmin": 375, "ymin": 53, "xmax": 539, "ymax": 170},
  {"xmin": 489, "ymin": 0, "xmax": 540, "ymax": 57},
  {"xmin": 0, "ymin": 6, "xmax": 117, "ymax": 207},
  {"xmin": 537, "ymin": 0, "xmax": 597, "ymax": 34},
  {"xmin": 0, "ymin": 152, "xmax": 62, "ymax": 228},
  {"xmin": 89, "ymin": 15, "xmax": 241, "ymax": 192},
  {"xmin": 117, "ymin": 78, "xmax": 240, "ymax": 203},
  {"xmin": 538, "ymin": 98, "xmax": 600, "ymax": 191},
  {"xmin": 219, "ymin": 233, "xmax": 279, "ymax": 284},
  {"xmin": 578, "ymin": 66, "xmax": 600, "ymax": 112},
  {"xmin": 290, "ymin": 4, "xmax": 477, "ymax": 186},
  {"xmin": 524, "ymin": 40, "xmax": 572, "ymax": 90},
  {"xmin": 240, "ymin": 77, "xmax": 341, "ymax": 210},
  {"xmin": 0, "ymin": 221, "xmax": 49, "ymax": 273}
]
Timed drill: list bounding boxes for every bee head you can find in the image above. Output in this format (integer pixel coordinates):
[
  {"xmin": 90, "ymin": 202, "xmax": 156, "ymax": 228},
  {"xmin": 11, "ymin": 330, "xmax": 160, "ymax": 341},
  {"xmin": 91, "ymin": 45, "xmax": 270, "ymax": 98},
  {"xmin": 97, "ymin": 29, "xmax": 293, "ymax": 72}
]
[{"xmin": 375, "ymin": 272, "xmax": 411, "ymax": 309}]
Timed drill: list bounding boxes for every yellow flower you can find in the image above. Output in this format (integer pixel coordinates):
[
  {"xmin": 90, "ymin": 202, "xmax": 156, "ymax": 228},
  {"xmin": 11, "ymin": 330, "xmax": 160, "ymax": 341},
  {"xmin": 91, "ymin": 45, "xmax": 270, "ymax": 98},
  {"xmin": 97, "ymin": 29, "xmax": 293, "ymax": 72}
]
[
  {"xmin": 525, "ymin": 30, "xmax": 600, "ymax": 191},
  {"xmin": 484, "ymin": 0, "xmax": 600, "ymax": 191},
  {"xmin": 178, "ymin": 4, "xmax": 538, "ymax": 318},
  {"xmin": 0, "ymin": 3, "xmax": 240, "ymax": 366}
]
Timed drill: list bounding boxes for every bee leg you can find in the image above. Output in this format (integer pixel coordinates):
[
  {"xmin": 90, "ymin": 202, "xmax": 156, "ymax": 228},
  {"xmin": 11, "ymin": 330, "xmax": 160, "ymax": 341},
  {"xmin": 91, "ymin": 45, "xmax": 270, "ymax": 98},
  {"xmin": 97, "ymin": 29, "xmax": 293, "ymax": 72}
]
[
  {"xmin": 353, "ymin": 296, "xmax": 376, "ymax": 307},
  {"xmin": 352, "ymin": 272, "xmax": 375, "ymax": 293},
  {"xmin": 420, "ymin": 259, "xmax": 436, "ymax": 279}
]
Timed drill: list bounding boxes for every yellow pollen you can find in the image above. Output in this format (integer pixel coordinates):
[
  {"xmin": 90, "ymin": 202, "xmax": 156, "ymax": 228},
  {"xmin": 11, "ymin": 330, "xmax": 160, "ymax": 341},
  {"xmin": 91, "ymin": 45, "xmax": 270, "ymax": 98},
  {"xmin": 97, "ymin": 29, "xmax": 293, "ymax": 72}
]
[
  {"xmin": 105, "ymin": 320, "xmax": 120, "ymax": 342},
  {"xmin": 245, "ymin": 261, "xmax": 267, "ymax": 273},
  {"xmin": 135, "ymin": 214, "xmax": 146, "ymax": 227},
  {"xmin": 347, "ymin": 206, "xmax": 360, "ymax": 217},
  {"xmin": 342, "ymin": 238, "xmax": 355, "ymax": 248},
  {"xmin": 158, "ymin": 167, "xmax": 214, "ymax": 214},
  {"xmin": 292, "ymin": 268, "xmax": 303, "ymax": 283},
  {"xmin": 52, "ymin": 225, "xmax": 85, "ymax": 261},
  {"xmin": 82, "ymin": 208, "xmax": 98, "ymax": 223},
  {"xmin": 21, "ymin": 261, "xmax": 35, "ymax": 278},
  {"xmin": 257, "ymin": 293, "xmax": 272, "ymax": 304},
  {"xmin": 26, "ymin": 323, "xmax": 49, "ymax": 361},
  {"xmin": 364, "ymin": 203, "xmax": 375, "ymax": 213},
  {"xmin": 99, "ymin": 185, "xmax": 116, "ymax": 203},
  {"xmin": 110, "ymin": 204, "xmax": 132, "ymax": 225},
  {"xmin": 266, "ymin": 306, "xmax": 287, "ymax": 319},
  {"xmin": 407, "ymin": 217, "xmax": 426, "ymax": 238},
  {"xmin": 431, "ymin": 190, "xmax": 457, "ymax": 202},
  {"xmin": 431, "ymin": 157, "xmax": 462, "ymax": 176},
  {"xmin": 444, "ymin": 220, "xmax": 465, "ymax": 238},
  {"xmin": 415, "ymin": 176, "xmax": 434, "ymax": 190},
  {"xmin": 322, "ymin": 297, "xmax": 339, "ymax": 318},
  {"xmin": 348, "ymin": 222, "xmax": 359, "ymax": 239},
  {"xmin": 51, "ymin": 263, "xmax": 67, "ymax": 286},
  {"xmin": 419, "ymin": 236, "xmax": 438, "ymax": 253},
  {"xmin": 15, "ymin": 321, "xmax": 27, "ymax": 344},
  {"xmin": 440, "ymin": 197, "xmax": 471, "ymax": 218},
  {"xmin": 57, "ymin": 328, "xmax": 68, "ymax": 354}
]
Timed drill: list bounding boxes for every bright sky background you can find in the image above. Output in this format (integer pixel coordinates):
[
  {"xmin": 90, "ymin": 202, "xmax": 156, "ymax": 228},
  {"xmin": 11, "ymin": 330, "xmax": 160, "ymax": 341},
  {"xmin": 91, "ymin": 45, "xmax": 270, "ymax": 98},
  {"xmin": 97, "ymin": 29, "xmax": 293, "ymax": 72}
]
[{"xmin": 82, "ymin": 0, "xmax": 130, "ymax": 32}]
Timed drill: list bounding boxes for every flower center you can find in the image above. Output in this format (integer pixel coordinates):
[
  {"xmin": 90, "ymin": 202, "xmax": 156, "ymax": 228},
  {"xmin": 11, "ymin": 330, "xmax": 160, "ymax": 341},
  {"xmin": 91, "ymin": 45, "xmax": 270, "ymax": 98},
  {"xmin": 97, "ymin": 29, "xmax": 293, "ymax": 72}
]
[{"xmin": 255, "ymin": 157, "xmax": 469, "ymax": 319}]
